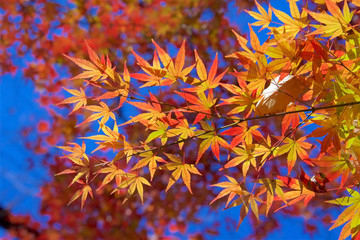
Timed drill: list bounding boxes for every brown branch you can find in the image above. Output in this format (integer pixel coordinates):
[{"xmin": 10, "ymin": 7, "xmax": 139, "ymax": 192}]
[{"xmin": 94, "ymin": 100, "xmax": 360, "ymax": 168}]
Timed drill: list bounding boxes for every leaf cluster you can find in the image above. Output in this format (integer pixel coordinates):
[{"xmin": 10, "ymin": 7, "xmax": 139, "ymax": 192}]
[{"xmin": 55, "ymin": 0, "xmax": 360, "ymax": 238}]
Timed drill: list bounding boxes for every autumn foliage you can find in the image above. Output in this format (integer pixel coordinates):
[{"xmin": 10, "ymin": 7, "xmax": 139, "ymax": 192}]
[
  {"xmin": 48, "ymin": 0, "xmax": 360, "ymax": 239},
  {"xmin": 2, "ymin": 0, "xmax": 360, "ymax": 239}
]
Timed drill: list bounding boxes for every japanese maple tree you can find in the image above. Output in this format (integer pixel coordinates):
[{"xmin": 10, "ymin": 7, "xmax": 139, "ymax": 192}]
[
  {"xmin": 1, "ymin": 0, "xmax": 261, "ymax": 239},
  {"xmin": 2, "ymin": 0, "xmax": 360, "ymax": 239},
  {"xmin": 52, "ymin": 0, "xmax": 360, "ymax": 239}
]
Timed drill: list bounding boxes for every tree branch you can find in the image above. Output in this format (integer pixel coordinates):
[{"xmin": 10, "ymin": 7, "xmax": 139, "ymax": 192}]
[{"xmin": 94, "ymin": 100, "xmax": 360, "ymax": 168}]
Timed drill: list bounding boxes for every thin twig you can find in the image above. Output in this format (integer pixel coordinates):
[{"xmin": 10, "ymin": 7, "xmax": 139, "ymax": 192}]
[{"xmin": 94, "ymin": 100, "xmax": 360, "ymax": 168}]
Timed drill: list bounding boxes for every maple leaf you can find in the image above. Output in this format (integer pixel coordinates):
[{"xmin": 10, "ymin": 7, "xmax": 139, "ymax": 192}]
[
  {"xmin": 152, "ymin": 39, "xmax": 195, "ymax": 82},
  {"xmin": 347, "ymin": 137, "xmax": 360, "ymax": 183},
  {"xmin": 225, "ymin": 28, "xmax": 271, "ymax": 97},
  {"xmin": 159, "ymin": 153, "xmax": 202, "ymax": 194},
  {"xmin": 131, "ymin": 49, "xmax": 173, "ymax": 87},
  {"xmin": 255, "ymin": 135, "xmax": 274, "ymax": 167},
  {"xmin": 224, "ymin": 192, "xmax": 261, "ymax": 230},
  {"xmin": 176, "ymin": 91, "xmax": 217, "ymax": 125},
  {"xmin": 269, "ymin": 1, "xmax": 308, "ymax": 37},
  {"xmin": 220, "ymin": 122, "xmax": 264, "ymax": 152},
  {"xmin": 222, "ymin": 143, "xmax": 268, "ymax": 178},
  {"xmin": 227, "ymin": 30, "xmax": 258, "ymax": 63},
  {"xmin": 315, "ymin": 147, "xmax": 357, "ymax": 189},
  {"xmin": 275, "ymin": 136, "xmax": 313, "ymax": 174},
  {"xmin": 223, "ymin": 125, "xmax": 270, "ymax": 167},
  {"xmin": 84, "ymin": 40, "xmax": 103, "ymax": 69},
  {"xmin": 221, "ymin": 125, "xmax": 245, "ymax": 149},
  {"xmin": 95, "ymin": 62, "xmax": 131, "ymax": 109},
  {"xmin": 120, "ymin": 92, "xmax": 165, "ymax": 126},
  {"xmin": 210, "ymin": 175, "xmax": 246, "ymax": 207},
  {"xmin": 57, "ymin": 155, "xmax": 91, "ymax": 187},
  {"xmin": 151, "ymin": 40, "xmax": 174, "ymax": 69},
  {"xmin": 220, "ymin": 82, "xmax": 257, "ymax": 117},
  {"xmin": 256, "ymin": 178, "xmax": 287, "ymax": 217},
  {"xmin": 143, "ymin": 120, "xmax": 173, "ymax": 146},
  {"xmin": 111, "ymin": 173, "xmax": 151, "ymax": 204},
  {"xmin": 63, "ymin": 54, "xmax": 104, "ymax": 81},
  {"xmin": 233, "ymin": 122, "xmax": 263, "ymax": 146},
  {"xmin": 56, "ymin": 141, "xmax": 88, "ymax": 161},
  {"xmin": 65, "ymin": 42, "xmax": 130, "ymax": 109},
  {"xmin": 78, "ymin": 101, "xmax": 116, "ymax": 127},
  {"xmin": 275, "ymin": 174, "xmax": 317, "ymax": 211},
  {"xmin": 196, "ymin": 121, "xmax": 229, "ymax": 164},
  {"xmin": 172, "ymin": 40, "xmax": 196, "ymax": 80},
  {"xmin": 305, "ymin": 0, "xmax": 354, "ymax": 39},
  {"xmin": 96, "ymin": 163, "xmax": 125, "ymax": 190},
  {"xmin": 265, "ymin": 30, "xmax": 299, "ymax": 60},
  {"xmin": 131, "ymin": 147, "xmax": 167, "ymax": 181},
  {"xmin": 245, "ymin": 0, "xmax": 272, "ymax": 31},
  {"xmin": 310, "ymin": 114, "xmax": 342, "ymax": 152},
  {"xmin": 56, "ymin": 142, "xmax": 91, "ymax": 187},
  {"xmin": 81, "ymin": 124, "xmax": 133, "ymax": 163},
  {"xmin": 184, "ymin": 50, "xmax": 228, "ymax": 93},
  {"xmin": 63, "ymin": 41, "xmax": 108, "ymax": 81},
  {"xmin": 297, "ymin": 36, "xmax": 330, "ymax": 62},
  {"xmin": 67, "ymin": 181, "xmax": 93, "ymax": 210},
  {"xmin": 248, "ymin": 24, "xmax": 269, "ymax": 56},
  {"xmin": 57, "ymin": 88, "xmax": 87, "ymax": 114},
  {"xmin": 326, "ymin": 188, "xmax": 360, "ymax": 240},
  {"xmin": 281, "ymin": 104, "xmax": 308, "ymax": 135},
  {"xmin": 167, "ymin": 110, "xmax": 196, "ymax": 150}
]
